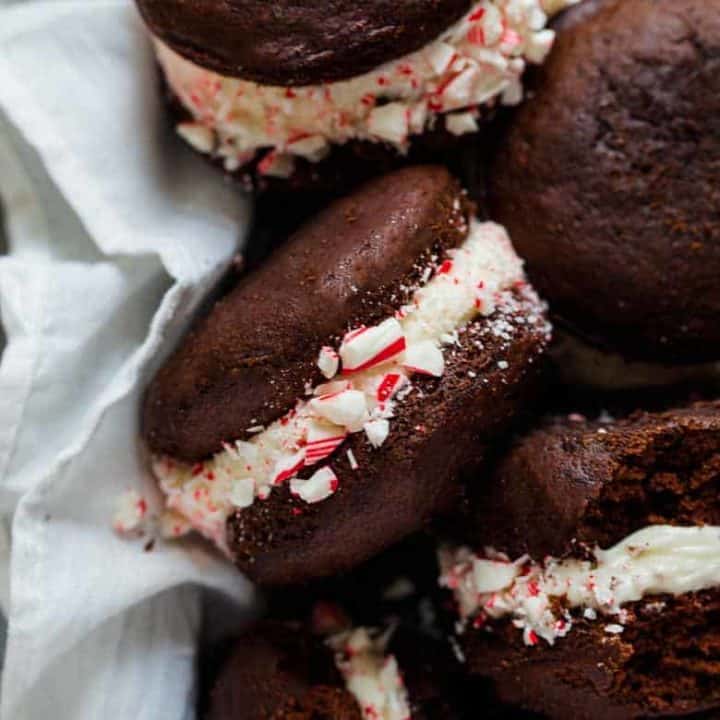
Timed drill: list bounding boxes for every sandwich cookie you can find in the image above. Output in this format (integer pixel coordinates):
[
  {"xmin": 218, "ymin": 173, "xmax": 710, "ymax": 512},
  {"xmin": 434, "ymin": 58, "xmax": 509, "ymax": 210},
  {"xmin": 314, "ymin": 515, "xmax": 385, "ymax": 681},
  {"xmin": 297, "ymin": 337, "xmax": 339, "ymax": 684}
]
[
  {"xmin": 440, "ymin": 402, "xmax": 720, "ymax": 719},
  {"xmin": 136, "ymin": 0, "xmax": 575, "ymax": 190},
  {"xmin": 143, "ymin": 166, "xmax": 551, "ymax": 585}
]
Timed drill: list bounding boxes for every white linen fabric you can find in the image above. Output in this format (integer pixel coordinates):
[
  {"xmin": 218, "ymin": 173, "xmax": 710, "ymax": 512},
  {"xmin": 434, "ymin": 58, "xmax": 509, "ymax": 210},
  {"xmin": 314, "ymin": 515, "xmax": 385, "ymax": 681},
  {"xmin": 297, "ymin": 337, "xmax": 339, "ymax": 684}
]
[{"xmin": 0, "ymin": 2, "xmax": 258, "ymax": 718}]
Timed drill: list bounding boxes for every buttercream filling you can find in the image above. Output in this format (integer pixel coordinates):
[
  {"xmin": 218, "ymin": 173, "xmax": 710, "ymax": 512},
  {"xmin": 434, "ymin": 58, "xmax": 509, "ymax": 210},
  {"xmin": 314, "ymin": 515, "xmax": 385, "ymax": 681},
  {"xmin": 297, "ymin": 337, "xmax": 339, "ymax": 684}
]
[
  {"xmin": 439, "ymin": 525, "xmax": 720, "ymax": 646},
  {"xmin": 154, "ymin": 0, "xmax": 576, "ymax": 178},
  {"xmin": 329, "ymin": 627, "xmax": 411, "ymax": 720},
  {"xmin": 152, "ymin": 220, "xmax": 527, "ymax": 551}
]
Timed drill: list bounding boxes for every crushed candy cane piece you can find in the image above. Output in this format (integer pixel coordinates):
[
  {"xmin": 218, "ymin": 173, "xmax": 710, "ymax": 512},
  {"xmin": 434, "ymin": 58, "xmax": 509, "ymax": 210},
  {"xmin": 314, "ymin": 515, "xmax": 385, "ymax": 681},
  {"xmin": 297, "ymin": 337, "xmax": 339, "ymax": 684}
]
[
  {"xmin": 290, "ymin": 467, "xmax": 340, "ymax": 504},
  {"xmin": 113, "ymin": 490, "xmax": 149, "ymax": 534},
  {"xmin": 403, "ymin": 341, "xmax": 445, "ymax": 377},
  {"xmin": 317, "ymin": 346, "xmax": 340, "ymax": 379},
  {"xmin": 446, "ymin": 111, "xmax": 479, "ymax": 136},
  {"xmin": 272, "ymin": 450, "xmax": 307, "ymax": 485},
  {"xmin": 310, "ymin": 390, "xmax": 369, "ymax": 431},
  {"xmin": 364, "ymin": 418, "xmax": 390, "ymax": 448},
  {"xmin": 230, "ymin": 477, "xmax": 256, "ymax": 508},
  {"xmin": 376, "ymin": 372, "xmax": 407, "ymax": 405},
  {"xmin": 367, "ymin": 102, "xmax": 410, "ymax": 145},
  {"xmin": 340, "ymin": 318, "xmax": 406, "ymax": 374},
  {"xmin": 176, "ymin": 122, "xmax": 214, "ymax": 153},
  {"xmin": 305, "ymin": 420, "xmax": 348, "ymax": 466}
]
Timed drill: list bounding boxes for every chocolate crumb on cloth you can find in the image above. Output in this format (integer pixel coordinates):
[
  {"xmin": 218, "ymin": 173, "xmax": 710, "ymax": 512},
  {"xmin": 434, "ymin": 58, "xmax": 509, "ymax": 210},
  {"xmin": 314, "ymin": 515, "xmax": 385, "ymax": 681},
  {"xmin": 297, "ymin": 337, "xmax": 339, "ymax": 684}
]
[
  {"xmin": 141, "ymin": 166, "xmax": 551, "ymax": 585},
  {"xmin": 440, "ymin": 401, "xmax": 720, "ymax": 719},
  {"xmin": 135, "ymin": 0, "xmax": 575, "ymax": 191},
  {"xmin": 489, "ymin": 0, "xmax": 720, "ymax": 365}
]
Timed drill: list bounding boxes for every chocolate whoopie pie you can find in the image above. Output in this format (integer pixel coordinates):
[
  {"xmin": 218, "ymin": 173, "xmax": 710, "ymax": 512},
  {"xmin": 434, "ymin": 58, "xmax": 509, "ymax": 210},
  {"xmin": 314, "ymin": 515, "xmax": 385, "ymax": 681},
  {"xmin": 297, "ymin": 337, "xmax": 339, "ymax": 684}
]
[
  {"xmin": 143, "ymin": 166, "xmax": 551, "ymax": 585},
  {"xmin": 135, "ymin": 0, "xmax": 570, "ymax": 191},
  {"xmin": 207, "ymin": 621, "xmax": 462, "ymax": 720},
  {"xmin": 440, "ymin": 401, "xmax": 720, "ymax": 719},
  {"xmin": 489, "ymin": 0, "xmax": 720, "ymax": 365}
]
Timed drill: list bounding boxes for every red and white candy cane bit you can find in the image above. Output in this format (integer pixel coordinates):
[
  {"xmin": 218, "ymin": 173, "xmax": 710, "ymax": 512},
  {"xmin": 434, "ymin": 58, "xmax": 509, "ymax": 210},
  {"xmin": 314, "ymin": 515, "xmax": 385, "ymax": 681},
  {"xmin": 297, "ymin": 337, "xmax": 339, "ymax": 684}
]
[
  {"xmin": 376, "ymin": 372, "xmax": 407, "ymax": 404},
  {"xmin": 310, "ymin": 389, "xmax": 369, "ymax": 431},
  {"xmin": 340, "ymin": 318, "xmax": 406, "ymax": 375},
  {"xmin": 305, "ymin": 421, "xmax": 348, "ymax": 466},
  {"xmin": 403, "ymin": 341, "xmax": 445, "ymax": 377},
  {"xmin": 271, "ymin": 449, "xmax": 306, "ymax": 486},
  {"xmin": 317, "ymin": 346, "xmax": 340, "ymax": 379},
  {"xmin": 290, "ymin": 466, "xmax": 339, "ymax": 504},
  {"xmin": 437, "ymin": 259, "xmax": 454, "ymax": 275}
]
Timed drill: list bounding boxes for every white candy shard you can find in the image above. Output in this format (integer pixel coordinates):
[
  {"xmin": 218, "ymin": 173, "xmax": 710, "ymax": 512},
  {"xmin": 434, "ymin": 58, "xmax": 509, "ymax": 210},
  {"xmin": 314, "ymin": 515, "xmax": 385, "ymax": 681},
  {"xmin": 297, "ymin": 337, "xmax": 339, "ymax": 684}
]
[
  {"xmin": 317, "ymin": 346, "xmax": 340, "ymax": 379},
  {"xmin": 364, "ymin": 418, "xmax": 390, "ymax": 448},
  {"xmin": 403, "ymin": 341, "xmax": 445, "ymax": 377},
  {"xmin": 230, "ymin": 477, "xmax": 256, "ymax": 509},
  {"xmin": 367, "ymin": 103, "xmax": 409, "ymax": 145},
  {"xmin": 290, "ymin": 466, "xmax": 339, "ymax": 504},
  {"xmin": 176, "ymin": 122, "xmax": 214, "ymax": 153},
  {"xmin": 446, "ymin": 111, "xmax": 479, "ymax": 136},
  {"xmin": 113, "ymin": 490, "xmax": 148, "ymax": 534},
  {"xmin": 287, "ymin": 134, "xmax": 329, "ymax": 162},
  {"xmin": 472, "ymin": 558, "xmax": 520, "ymax": 594},
  {"xmin": 310, "ymin": 390, "xmax": 369, "ymax": 432}
]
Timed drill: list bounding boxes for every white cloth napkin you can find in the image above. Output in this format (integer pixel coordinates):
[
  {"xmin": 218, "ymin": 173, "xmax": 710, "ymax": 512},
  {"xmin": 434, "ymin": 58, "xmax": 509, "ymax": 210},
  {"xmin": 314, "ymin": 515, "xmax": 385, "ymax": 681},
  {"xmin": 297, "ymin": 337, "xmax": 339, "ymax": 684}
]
[{"xmin": 0, "ymin": 2, "xmax": 259, "ymax": 718}]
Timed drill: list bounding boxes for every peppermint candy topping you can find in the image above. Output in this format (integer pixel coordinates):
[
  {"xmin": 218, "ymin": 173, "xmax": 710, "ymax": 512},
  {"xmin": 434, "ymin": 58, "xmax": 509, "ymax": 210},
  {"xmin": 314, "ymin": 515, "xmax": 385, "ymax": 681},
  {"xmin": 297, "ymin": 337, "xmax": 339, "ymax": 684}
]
[
  {"xmin": 112, "ymin": 490, "xmax": 149, "ymax": 535},
  {"xmin": 317, "ymin": 346, "xmax": 340, "ymax": 379},
  {"xmin": 310, "ymin": 390, "xmax": 369, "ymax": 431},
  {"xmin": 272, "ymin": 450, "xmax": 307, "ymax": 486},
  {"xmin": 290, "ymin": 467, "xmax": 340, "ymax": 504},
  {"xmin": 305, "ymin": 421, "xmax": 348, "ymax": 466},
  {"xmin": 364, "ymin": 418, "xmax": 390, "ymax": 448},
  {"xmin": 230, "ymin": 477, "xmax": 256, "ymax": 509},
  {"xmin": 340, "ymin": 318, "xmax": 406, "ymax": 374},
  {"xmin": 159, "ymin": 0, "xmax": 563, "ymax": 178},
  {"xmin": 403, "ymin": 341, "xmax": 445, "ymax": 377}
]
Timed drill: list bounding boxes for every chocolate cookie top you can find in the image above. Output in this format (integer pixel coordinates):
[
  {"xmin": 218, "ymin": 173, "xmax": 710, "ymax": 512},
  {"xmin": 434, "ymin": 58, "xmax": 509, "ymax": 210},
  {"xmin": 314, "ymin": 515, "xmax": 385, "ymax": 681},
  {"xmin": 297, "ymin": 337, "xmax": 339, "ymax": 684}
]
[
  {"xmin": 143, "ymin": 166, "xmax": 471, "ymax": 462},
  {"xmin": 471, "ymin": 401, "xmax": 720, "ymax": 558},
  {"xmin": 489, "ymin": 0, "xmax": 720, "ymax": 363},
  {"xmin": 136, "ymin": 0, "xmax": 470, "ymax": 86}
]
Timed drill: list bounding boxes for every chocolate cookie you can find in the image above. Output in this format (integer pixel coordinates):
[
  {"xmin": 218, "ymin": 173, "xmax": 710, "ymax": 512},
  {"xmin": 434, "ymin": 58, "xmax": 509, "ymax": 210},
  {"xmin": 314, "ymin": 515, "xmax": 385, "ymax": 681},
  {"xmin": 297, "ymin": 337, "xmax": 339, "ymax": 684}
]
[
  {"xmin": 138, "ymin": 0, "xmax": 566, "ymax": 190},
  {"xmin": 440, "ymin": 401, "xmax": 720, "ymax": 719},
  {"xmin": 207, "ymin": 621, "xmax": 462, "ymax": 720},
  {"xmin": 143, "ymin": 166, "xmax": 551, "ymax": 585},
  {"xmin": 489, "ymin": 0, "xmax": 720, "ymax": 364}
]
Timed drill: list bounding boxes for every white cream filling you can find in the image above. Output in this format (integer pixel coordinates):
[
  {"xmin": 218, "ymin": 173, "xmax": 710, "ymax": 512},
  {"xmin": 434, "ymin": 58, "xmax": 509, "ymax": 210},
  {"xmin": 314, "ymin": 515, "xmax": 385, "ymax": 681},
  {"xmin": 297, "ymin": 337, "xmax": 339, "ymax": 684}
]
[
  {"xmin": 155, "ymin": 0, "xmax": 574, "ymax": 178},
  {"xmin": 152, "ymin": 220, "xmax": 526, "ymax": 551},
  {"xmin": 439, "ymin": 525, "xmax": 720, "ymax": 646},
  {"xmin": 329, "ymin": 627, "xmax": 411, "ymax": 720}
]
